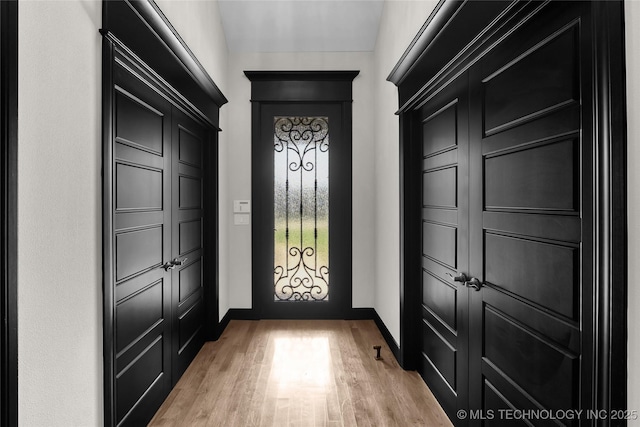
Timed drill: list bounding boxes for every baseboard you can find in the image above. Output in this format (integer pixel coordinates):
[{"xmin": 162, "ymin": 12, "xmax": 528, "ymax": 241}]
[
  {"xmin": 214, "ymin": 310, "xmax": 231, "ymax": 340},
  {"xmin": 214, "ymin": 307, "xmax": 401, "ymax": 365},
  {"xmin": 344, "ymin": 307, "xmax": 376, "ymax": 319}
]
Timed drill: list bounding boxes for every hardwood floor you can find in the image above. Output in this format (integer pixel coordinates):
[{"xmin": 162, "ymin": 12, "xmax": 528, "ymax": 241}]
[{"xmin": 149, "ymin": 320, "xmax": 453, "ymax": 427}]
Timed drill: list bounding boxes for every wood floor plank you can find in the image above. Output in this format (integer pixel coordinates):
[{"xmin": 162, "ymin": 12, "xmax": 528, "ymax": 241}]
[{"xmin": 149, "ymin": 319, "xmax": 453, "ymax": 427}]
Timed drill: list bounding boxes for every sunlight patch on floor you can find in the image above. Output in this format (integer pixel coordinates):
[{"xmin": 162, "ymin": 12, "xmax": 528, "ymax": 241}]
[{"xmin": 271, "ymin": 336, "xmax": 331, "ymax": 391}]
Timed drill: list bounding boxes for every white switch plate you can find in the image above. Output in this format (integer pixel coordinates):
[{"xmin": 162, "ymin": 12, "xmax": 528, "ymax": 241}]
[
  {"xmin": 234, "ymin": 214, "xmax": 250, "ymax": 225},
  {"xmin": 233, "ymin": 200, "xmax": 251, "ymax": 213}
]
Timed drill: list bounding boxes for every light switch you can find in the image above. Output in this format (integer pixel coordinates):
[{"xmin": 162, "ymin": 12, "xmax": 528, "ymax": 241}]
[
  {"xmin": 233, "ymin": 200, "xmax": 251, "ymax": 213},
  {"xmin": 234, "ymin": 214, "xmax": 250, "ymax": 225}
]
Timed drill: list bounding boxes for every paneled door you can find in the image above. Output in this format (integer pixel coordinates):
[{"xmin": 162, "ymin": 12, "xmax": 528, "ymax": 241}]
[
  {"xmin": 109, "ymin": 58, "xmax": 208, "ymax": 426},
  {"xmin": 467, "ymin": 3, "xmax": 589, "ymax": 422},
  {"xmin": 418, "ymin": 3, "xmax": 594, "ymax": 425},
  {"xmin": 103, "ymin": 4, "xmax": 226, "ymax": 425},
  {"xmin": 112, "ymin": 63, "xmax": 173, "ymax": 426},
  {"xmin": 170, "ymin": 109, "xmax": 206, "ymax": 382},
  {"xmin": 418, "ymin": 75, "xmax": 469, "ymax": 419}
]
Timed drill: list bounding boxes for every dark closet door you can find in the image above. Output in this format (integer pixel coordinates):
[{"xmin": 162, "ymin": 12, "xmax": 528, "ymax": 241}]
[
  {"xmin": 467, "ymin": 2, "xmax": 589, "ymax": 423},
  {"xmin": 110, "ymin": 63, "xmax": 211, "ymax": 426},
  {"xmin": 418, "ymin": 75, "xmax": 469, "ymax": 421},
  {"xmin": 112, "ymin": 64, "xmax": 173, "ymax": 426},
  {"xmin": 170, "ymin": 108, "xmax": 206, "ymax": 382}
]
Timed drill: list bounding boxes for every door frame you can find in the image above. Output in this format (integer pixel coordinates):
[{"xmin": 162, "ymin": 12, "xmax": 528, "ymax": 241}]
[
  {"xmin": 101, "ymin": 1, "xmax": 227, "ymax": 425},
  {"xmin": 0, "ymin": 0, "xmax": 18, "ymax": 425},
  {"xmin": 246, "ymin": 71, "xmax": 358, "ymax": 319},
  {"xmin": 390, "ymin": 0, "xmax": 627, "ymax": 416}
]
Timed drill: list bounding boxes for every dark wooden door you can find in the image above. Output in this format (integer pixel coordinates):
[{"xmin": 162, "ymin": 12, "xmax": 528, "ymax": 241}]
[
  {"xmin": 110, "ymin": 62, "xmax": 211, "ymax": 426},
  {"xmin": 112, "ymin": 65, "xmax": 173, "ymax": 426},
  {"xmin": 170, "ymin": 108, "xmax": 206, "ymax": 382},
  {"xmin": 418, "ymin": 3, "xmax": 593, "ymax": 425},
  {"xmin": 467, "ymin": 3, "xmax": 589, "ymax": 424},
  {"xmin": 419, "ymin": 75, "xmax": 470, "ymax": 422},
  {"xmin": 255, "ymin": 103, "xmax": 351, "ymax": 318}
]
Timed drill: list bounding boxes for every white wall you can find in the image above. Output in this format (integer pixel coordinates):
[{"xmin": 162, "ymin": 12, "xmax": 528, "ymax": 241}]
[
  {"xmin": 372, "ymin": 0, "xmax": 439, "ymax": 345},
  {"xmin": 18, "ymin": 1, "xmax": 103, "ymax": 425},
  {"xmin": 626, "ymin": 2, "xmax": 640, "ymax": 423},
  {"xmin": 225, "ymin": 52, "xmax": 376, "ymax": 309},
  {"xmin": 17, "ymin": 1, "xmax": 229, "ymax": 425}
]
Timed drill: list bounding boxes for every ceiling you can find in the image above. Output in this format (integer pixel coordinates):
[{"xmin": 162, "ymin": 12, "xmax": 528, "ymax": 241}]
[{"xmin": 218, "ymin": 0, "xmax": 385, "ymax": 52}]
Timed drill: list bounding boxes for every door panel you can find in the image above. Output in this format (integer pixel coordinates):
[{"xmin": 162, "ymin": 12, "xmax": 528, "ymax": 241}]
[
  {"xmin": 484, "ymin": 233, "xmax": 579, "ymax": 318},
  {"xmin": 419, "ymin": 75, "xmax": 468, "ymax": 421},
  {"xmin": 171, "ymin": 110, "xmax": 206, "ymax": 382},
  {"xmin": 468, "ymin": 3, "xmax": 587, "ymax": 424},
  {"xmin": 115, "ymin": 227, "xmax": 163, "ymax": 281},
  {"xmin": 422, "ymin": 271, "xmax": 457, "ymax": 330},
  {"xmin": 422, "ymin": 222, "xmax": 457, "ymax": 268},
  {"xmin": 115, "ymin": 282, "xmax": 164, "ymax": 352},
  {"xmin": 179, "ymin": 220, "xmax": 202, "ymax": 254},
  {"xmin": 179, "ymin": 260, "xmax": 203, "ymax": 301},
  {"xmin": 484, "ymin": 139, "xmax": 578, "ymax": 211},
  {"xmin": 115, "ymin": 337, "xmax": 166, "ymax": 424},
  {"xmin": 179, "ymin": 176, "xmax": 202, "ymax": 209},
  {"xmin": 113, "ymin": 65, "xmax": 172, "ymax": 426},
  {"xmin": 482, "ymin": 23, "xmax": 578, "ymax": 135},
  {"xmin": 483, "ymin": 308, "xmax": 578, "ymax": 411},
  {"xmin": 115, "ymin": 93, "xmax": 165, "ymax": 154},
  {"xmin": 115, "ymin": 164, "xmax": 163, "ymax": 210},
  {"xmin": 423, "ymin": 167, "xmax": 457, "ymax": 207}
]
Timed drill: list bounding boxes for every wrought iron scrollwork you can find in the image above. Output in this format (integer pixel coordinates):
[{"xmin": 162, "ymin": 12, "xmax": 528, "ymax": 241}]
[{"xmin": 273, "ymin": 117, "xmax": 329, "ymax": 301}]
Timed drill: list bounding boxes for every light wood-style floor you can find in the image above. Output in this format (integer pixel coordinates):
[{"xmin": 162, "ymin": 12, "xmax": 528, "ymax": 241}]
[{"xmin": 149, "ymin": 320, "xmax": 453, "ymax": 427}]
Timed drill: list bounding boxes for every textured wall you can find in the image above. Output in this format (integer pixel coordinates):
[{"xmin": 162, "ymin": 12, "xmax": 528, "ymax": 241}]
[
  {"xmin": 372, "ymin": 0, "xmax": 439, "ymax": 345},
  {"xmin": 18, "ymin": 1, "xmax": 103, "ymax": 425}
]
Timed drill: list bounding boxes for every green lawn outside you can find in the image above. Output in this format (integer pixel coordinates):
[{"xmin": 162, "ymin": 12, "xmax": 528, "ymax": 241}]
[{"xmin": 274, "ymin": 220, "xmax": 329, "ymax": 271}]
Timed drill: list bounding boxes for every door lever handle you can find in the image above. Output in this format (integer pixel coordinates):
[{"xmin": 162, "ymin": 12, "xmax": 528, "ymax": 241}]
[
  {"xmin": 446, "ymin": 272, "xmax": 469, "ymax": 283},
  {"xmin": 465, "ymin": 277, "xmax": 483, "ymax": 291},
  {"xmin": 162, "ymin": 261, "xmax": 176, "ymax": 271},
  {"xmin": 171, "ymin": 257, "xmax": 187, "ymax": 267}
]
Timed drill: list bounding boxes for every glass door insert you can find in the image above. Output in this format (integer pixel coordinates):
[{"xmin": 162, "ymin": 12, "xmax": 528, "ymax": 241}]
[{"xmin": 273, "ymin": 117, "xmax": 329, "ymax": 301}]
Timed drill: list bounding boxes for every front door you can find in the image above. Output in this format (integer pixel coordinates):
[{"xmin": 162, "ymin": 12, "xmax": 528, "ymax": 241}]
[{"xmin": 254, "ymin": 103, "xmax": 351, "ymax": 318}]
